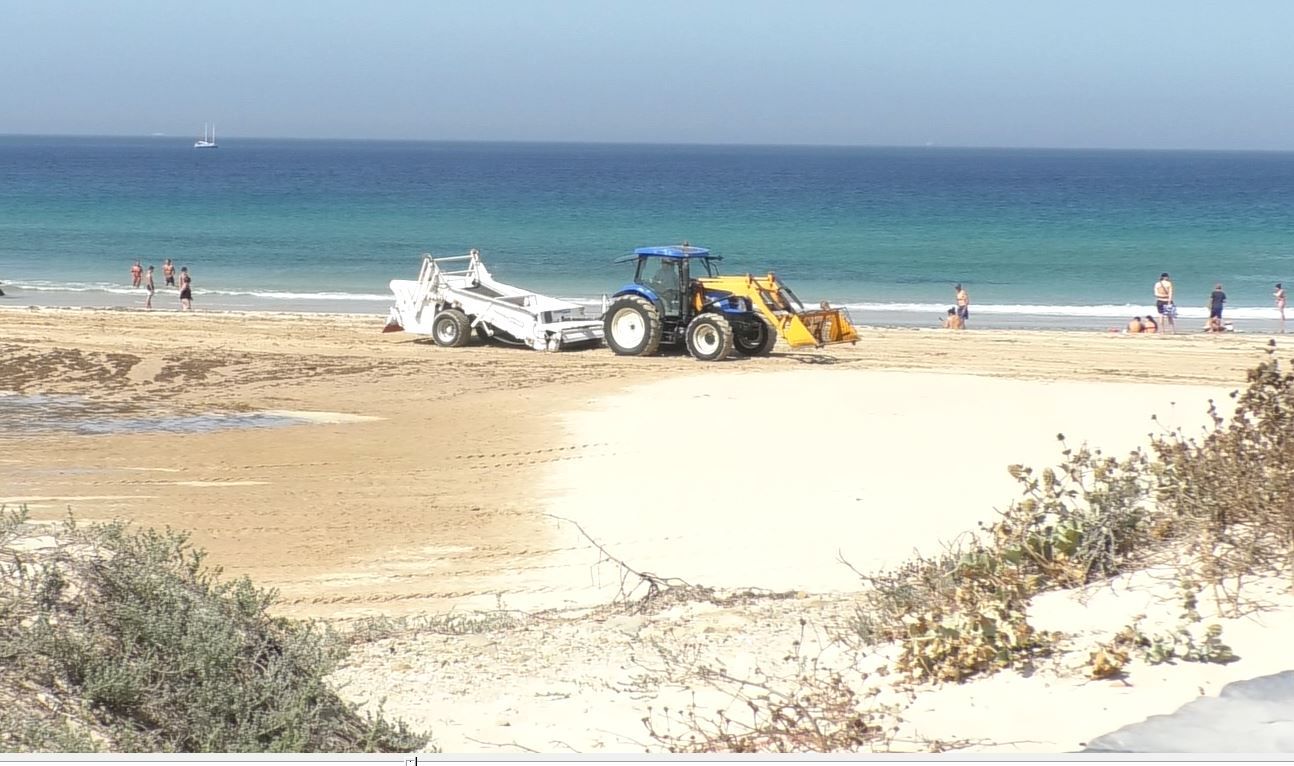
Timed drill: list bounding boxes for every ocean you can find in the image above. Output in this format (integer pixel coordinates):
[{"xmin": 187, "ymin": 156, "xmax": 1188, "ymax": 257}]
[{"xmin": 3, "ymin": 135, "xmax": 1293, "ymax": 330}]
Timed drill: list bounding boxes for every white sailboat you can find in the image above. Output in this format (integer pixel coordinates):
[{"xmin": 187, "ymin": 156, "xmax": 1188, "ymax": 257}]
[{"xmin": 194, "ymin": 123, "xmax": 218, "ymax": 149}]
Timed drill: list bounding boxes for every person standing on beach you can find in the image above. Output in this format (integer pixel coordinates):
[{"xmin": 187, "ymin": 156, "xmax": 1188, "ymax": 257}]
[
  {"xmin": 1153, "ymin": 272, "xmax": 1175, "ymax": 333},
  {"xmin": 954, "ymin": 284, "xmax": 970, "ymax": 326},
  {"xmin": 130, "ymin": 261, "xmax": 142, "ymax": 288},
  {"xmin": 1208, "ymin": 283, "xmax": 1226, "ymax": 330},
  {"xmin": 178, "ymin": 266, "xmax": 192, "ymax": 311},
  {"xmin": 1276, "ymin": 283, "xmax": 1286, "ymax": 333},
  {"xmin": 144, "ymin": 265, "xmax": 155, "ymax": 310},
  {"xmin": 163, "ymin": 259, "xmax": 176, "ymax": 287}
]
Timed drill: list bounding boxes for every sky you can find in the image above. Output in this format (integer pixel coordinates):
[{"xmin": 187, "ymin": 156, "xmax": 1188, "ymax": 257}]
[{"xmin": 2, "ymin": 0, "xmax": 1292, "ymax": 149}]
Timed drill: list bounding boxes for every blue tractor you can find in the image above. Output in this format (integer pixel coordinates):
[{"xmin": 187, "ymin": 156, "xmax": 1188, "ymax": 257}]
[{"xmin": 601, "ymin": 245, "xmax": 777, "ymax": 362}]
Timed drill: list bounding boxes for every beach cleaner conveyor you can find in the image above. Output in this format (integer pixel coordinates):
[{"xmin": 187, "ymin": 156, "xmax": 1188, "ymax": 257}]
[{"xmin": 384, "ymin": 250, "xmax": 604, "ymax": 351}]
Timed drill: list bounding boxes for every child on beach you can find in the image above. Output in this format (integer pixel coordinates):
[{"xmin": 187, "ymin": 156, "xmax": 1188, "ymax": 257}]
[
  {"xmin": 178, "ymin": 266, "xmax": 192, "ymax": 311},
  {"xmin": 145, "ymin": 265, "xmax": 155, "ymax": 310}
]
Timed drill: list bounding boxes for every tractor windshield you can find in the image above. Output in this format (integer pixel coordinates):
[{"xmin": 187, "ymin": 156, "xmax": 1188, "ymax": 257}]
[
  {"xmin": 694, "ymin": 258, "xmax": 721, "ymax": 277},
  {"xmin": 638, "ymin": 258, "xmax": 684, "ymax": 315}
]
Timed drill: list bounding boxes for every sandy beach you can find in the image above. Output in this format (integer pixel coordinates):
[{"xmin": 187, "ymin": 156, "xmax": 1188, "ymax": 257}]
[{"xmin": 3, "ymin": 306, "xmax": 1291, "ymax": 751}]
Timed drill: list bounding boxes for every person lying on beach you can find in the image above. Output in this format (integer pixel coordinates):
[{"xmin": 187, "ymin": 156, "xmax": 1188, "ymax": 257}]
[
  {"xmin": 943, "ymin": 307, "xmax": 964, "ymax": 330},
  {"xmin": 1127, "ymin": 317, "xmax": 1144, "ymax": 334}
]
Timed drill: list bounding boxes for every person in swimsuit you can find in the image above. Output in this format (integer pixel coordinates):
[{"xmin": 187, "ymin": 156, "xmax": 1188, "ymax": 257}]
[
  {"xmin": 144, "ymin": 265, "xmax": 155, "ymax": 310},
  {"xmin": 178, "ymin": 266, "xmax": 192, "ymax": 311},
  {"xmin": 1153, "ymin": 272, "xmax": 1175, "ymax": 334},
  {"xmin": 943, "ymin": 307, "xmax": 964, "ymax": 330},
  {"xmin": 1142, "ymin": 315, "xmax": 1158, "ymax": 333},
  {"xmin": 163, "ymin": 259, "xmax": 176, "ymax": 287},
  {"xmin": 1276, "ymin": 283, "xmax": 1286, "ymax": 333},
  {"xmin": 1127, "ymin": 317, "xmax": 1143, "ymax": 334},
  {"xmin": 954, "ymin": 284, "xmax": 969, "ymax": 326},
  {"xmin": 130, "ymin": 260, "xmax": 143, "ymax": 288}
]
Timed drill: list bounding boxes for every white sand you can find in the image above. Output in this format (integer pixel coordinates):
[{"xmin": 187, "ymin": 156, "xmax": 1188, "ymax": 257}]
[
  {"xmin": 532, "ymin": 369, "xmax": 1229, "ymax": 603},
  {"xmin": 334, "ymin": 367, "xmax": 1293, "ymax": 754}
]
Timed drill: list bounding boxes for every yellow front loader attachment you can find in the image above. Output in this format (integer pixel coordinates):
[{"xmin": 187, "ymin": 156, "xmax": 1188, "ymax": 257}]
[{"xmin": 697, "ymin": 273, "xmax": 860, "ymax": 349}]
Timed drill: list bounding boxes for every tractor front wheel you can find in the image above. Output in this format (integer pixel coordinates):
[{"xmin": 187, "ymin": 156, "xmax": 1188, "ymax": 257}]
[
  {"xmin": 432, "ymin": 308, "xmax": 471, "ymax": 347},
  {"xmin": 604, "ymin": 296, "xmax": 663, "ymax": 356},
  {"xmin": 732, "ymin": 317, "xmax": 777, "ymax": 356},
  {"xmin": 685, "ymin": 313, "xmax": 734, "ymax": 362}
]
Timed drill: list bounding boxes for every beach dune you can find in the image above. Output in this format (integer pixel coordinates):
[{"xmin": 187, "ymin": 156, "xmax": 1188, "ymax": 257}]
[{"xmin": 3, "ymin": 308, "xmax": 1291, "ymax": 752}]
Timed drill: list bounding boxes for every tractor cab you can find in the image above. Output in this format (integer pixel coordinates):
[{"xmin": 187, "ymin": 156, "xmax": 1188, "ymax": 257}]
[{"xmin": 623, "ymin": 245, "xmax": 721, "ymax": 318}]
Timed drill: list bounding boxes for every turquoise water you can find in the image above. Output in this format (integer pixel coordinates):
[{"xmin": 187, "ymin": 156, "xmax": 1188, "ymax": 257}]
[{"xmin": 3, "ymin": 136, "xmax": 1293, "ymax": 329}]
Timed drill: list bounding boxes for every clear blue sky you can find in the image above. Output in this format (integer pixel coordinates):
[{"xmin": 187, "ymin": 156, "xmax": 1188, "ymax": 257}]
[{"xmin": 3, "ymin": 0, "xmax": 1291, "ymax": 149}]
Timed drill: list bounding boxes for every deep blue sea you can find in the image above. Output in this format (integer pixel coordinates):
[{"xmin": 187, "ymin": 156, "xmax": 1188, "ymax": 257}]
[{"xmin": 3, "ymin": 135, "xmax": 1294, "ymax": 329}]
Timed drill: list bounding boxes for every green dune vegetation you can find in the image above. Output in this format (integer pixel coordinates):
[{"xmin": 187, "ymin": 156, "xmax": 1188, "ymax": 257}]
[{"xmin": 0, "ymin": 510, "xmax": 430, "ymax": 753}]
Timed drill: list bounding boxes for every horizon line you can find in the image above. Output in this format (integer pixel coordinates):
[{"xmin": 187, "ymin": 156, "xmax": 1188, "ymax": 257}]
[{"xmin": 3, "ymin": 131, "xmax": 1294, "ymax": 154}]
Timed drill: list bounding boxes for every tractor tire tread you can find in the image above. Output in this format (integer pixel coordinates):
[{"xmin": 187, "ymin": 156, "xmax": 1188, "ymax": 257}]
[
  {"xmin": 605, "ymin": 295, "xmax": 663, "ymax": 356},
  {"xmin": 685, "ymin": 312, "xmax": 735, "ymax": 362}
]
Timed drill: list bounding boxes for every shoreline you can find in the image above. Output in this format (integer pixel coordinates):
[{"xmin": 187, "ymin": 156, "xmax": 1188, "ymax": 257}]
[{"xmin": 3, "ymin": 300, "xmax": 1290, "ymax": 336}]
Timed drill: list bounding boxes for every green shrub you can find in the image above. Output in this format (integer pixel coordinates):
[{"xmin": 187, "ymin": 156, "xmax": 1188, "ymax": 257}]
[{"xmin": 0, "ymin": 510, "xmax": 430, "ymax": 753}]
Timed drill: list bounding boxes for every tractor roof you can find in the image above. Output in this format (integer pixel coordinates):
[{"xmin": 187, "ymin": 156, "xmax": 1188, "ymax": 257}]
[{"xmin": 617, "ymin": 245, "xmax": 719, "ymax": 262}]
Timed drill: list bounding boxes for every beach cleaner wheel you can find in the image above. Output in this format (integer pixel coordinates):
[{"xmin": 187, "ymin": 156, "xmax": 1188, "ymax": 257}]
[{"xmin": 432, "ymin": 308, "xmax": 471, "ymax": 347}]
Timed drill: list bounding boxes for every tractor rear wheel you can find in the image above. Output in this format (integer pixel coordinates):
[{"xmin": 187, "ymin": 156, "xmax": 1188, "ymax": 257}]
[
  {"xmin": 732, "ymin": 317, "xmax": 777, "ymax": 356},
  {"xmin": 604, "ymin": 296, "xmax": 663, "ymax": 356},
  {"xmin": 685, "ymin": 313, "xmax": 734, "ymax": 362},
  {"xmin": 432, "ymin": 308, "xmax": 471, "ymax": 347}
]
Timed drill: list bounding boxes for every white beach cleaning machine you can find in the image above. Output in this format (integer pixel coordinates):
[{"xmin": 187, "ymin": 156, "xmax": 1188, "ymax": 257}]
[{"xmin": 384, "ymin": 250, "xmax": 604, "ymax": 351}]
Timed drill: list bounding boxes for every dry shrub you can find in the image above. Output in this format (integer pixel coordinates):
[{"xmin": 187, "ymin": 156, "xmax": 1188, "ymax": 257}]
[
  {"xmin": 641, "ymin": 622, "xmax": 904, "ymax": 753},
  {"xmin": 1152, "ymin": 342, "xmax": 1294, "ymax": 612},
  {"xmin": 994, "ymin": 442, "xmax": 1153, "ymax": 587},
  {"xmin": 1088, "ymin": 579, "xmax": 1236, "ymax": 679},
  {"xmin": 852, "ymin": 439, "xmax": 1149, "ymax": 683},
  {"xmin": 853, "ymin": 346, "xmax": 1294, "ymax": 682}
]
